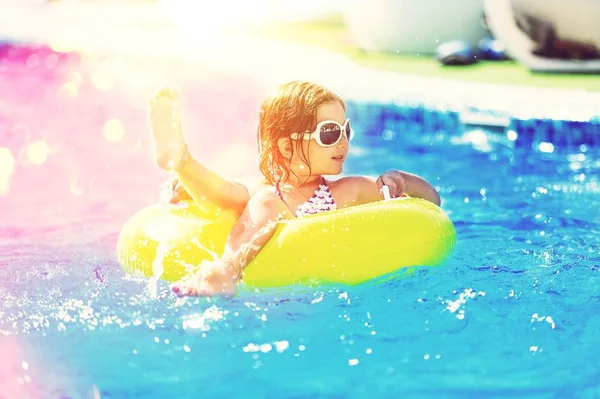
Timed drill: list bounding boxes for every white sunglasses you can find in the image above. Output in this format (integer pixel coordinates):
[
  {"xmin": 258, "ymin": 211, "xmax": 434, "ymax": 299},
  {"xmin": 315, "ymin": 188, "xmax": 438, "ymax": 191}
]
[{"xmin": 290, "ymin": 118, "xmax": 353, "ymax": 147}]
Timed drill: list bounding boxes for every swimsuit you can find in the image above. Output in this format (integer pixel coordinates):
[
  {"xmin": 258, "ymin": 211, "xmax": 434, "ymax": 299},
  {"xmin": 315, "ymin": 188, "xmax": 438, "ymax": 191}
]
[{"xmin": 274, "ymin": 178, "xmax": 337, "ymax": 217}]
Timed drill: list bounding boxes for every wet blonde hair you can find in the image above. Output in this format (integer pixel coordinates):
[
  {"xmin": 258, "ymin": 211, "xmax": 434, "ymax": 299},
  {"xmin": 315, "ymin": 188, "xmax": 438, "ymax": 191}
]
[{"xmin": 257, "ymin": 81, "xmax": 345, "ymax": 185}]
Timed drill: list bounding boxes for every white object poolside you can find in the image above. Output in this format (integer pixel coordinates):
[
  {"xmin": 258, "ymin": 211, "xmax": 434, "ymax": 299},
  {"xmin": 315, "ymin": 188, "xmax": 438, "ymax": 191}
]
[
  {"xmin": 343, "ymin": 0, "xmax": 488, "ymax": 54},
  {"xmin": 484, "ymin": 0, "xmax": 600, "ymax": 73}
]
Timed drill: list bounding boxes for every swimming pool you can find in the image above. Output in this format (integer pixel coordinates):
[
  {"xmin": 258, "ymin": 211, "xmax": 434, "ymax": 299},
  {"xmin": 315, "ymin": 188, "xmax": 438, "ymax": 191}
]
[{"xmin": 1, "ymin": 45, "xmax": 599, "ymax": 398}]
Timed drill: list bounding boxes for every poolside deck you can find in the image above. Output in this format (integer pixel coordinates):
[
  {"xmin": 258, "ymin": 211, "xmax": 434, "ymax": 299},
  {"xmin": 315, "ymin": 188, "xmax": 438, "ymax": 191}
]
[{"xmin": 1, "ymin": 1, "xmax": 598, "ymax": 147}]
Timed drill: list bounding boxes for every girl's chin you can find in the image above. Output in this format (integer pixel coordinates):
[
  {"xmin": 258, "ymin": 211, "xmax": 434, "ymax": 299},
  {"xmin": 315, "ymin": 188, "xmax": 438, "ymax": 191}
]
[
  {"xmin": 324, "ymin": 165, "xmax": 344, "ymax": 176},
  {"xmin": 296, "ymin": 164, "xmax": 345, "ymax": 177}
]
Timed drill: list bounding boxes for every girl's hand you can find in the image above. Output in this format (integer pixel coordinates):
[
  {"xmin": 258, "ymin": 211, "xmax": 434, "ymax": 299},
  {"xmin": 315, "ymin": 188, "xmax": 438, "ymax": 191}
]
[
  {"xmin": 376, "ymin": 170, "xmax": 407, "ymax": 199},
  {"xmin": 171, "ymin": 259, "xmax": 240, "ymax": 297},
  {"xmin": 170, "ymin": 178, "xmax": 192, "ymax": 204},
  {"xmin": 160, "ymin": 178, "xmax": 192, "ymax": 204}
]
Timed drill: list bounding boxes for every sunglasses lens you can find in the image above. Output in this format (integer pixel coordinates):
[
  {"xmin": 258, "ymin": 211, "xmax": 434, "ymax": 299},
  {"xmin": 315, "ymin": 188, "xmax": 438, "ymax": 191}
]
[
  {"xmin": 319, "ymin": 123, "xmax": 342, "ymax": 146},
  {"xmin": 345, "ymin": 121, "xmax": 352, "ymax": 142}
]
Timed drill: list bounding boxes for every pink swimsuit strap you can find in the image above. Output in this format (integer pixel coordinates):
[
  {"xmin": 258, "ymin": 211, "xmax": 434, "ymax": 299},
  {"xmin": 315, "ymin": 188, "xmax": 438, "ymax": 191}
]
[{"xmin": 274, "ymin": 178, "xmax": 337, "ymax": 217}]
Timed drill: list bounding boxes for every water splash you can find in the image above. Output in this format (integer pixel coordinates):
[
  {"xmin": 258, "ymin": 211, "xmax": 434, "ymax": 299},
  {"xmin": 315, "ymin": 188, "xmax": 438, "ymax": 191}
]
[{"xmin": 148, "ymin": 243, "xmax": 169, "ymax": 298}]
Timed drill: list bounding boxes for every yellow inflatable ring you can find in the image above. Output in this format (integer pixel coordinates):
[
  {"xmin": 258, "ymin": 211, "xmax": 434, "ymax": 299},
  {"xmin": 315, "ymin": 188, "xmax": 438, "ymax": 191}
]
[{"xmin": 117, "ymin": 197, "xmax": 456, "ymax": 288}]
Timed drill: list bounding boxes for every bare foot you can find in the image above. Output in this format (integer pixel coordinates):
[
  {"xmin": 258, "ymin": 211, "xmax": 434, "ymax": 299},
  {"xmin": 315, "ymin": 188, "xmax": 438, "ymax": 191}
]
[
  {"xmin": 149, "ymin": 87, "xmax": 188, "ymax": 171},
  {"xmin": 171, "ymin": 260, "xmax": 239, "ymax": 297}
]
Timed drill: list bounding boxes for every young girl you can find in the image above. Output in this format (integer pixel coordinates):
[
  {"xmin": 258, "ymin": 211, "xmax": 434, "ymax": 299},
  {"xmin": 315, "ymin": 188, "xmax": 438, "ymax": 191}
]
[{"xmin": 149, "ymin": 81, "xmax": 440, "ymax": 297}]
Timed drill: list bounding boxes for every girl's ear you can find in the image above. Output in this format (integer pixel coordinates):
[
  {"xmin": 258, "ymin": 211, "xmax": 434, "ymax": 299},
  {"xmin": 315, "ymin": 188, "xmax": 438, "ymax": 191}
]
[{"xmin": 277, "ymin": 137, "xmax": 293, "ymax": 160}]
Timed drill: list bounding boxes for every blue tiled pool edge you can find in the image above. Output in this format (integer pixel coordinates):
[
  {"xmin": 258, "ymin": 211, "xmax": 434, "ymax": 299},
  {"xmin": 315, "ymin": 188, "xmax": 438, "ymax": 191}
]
[{"xmin": 346, "ymin": 99, "xmax": 600, "ymax": 149}]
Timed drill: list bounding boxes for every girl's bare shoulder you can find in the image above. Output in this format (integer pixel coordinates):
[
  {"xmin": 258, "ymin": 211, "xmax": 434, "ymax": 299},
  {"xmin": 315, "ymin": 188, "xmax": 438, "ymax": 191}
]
[{"xmin": 232, "ymin": 177, "xmax": 272, "ymax": 196}]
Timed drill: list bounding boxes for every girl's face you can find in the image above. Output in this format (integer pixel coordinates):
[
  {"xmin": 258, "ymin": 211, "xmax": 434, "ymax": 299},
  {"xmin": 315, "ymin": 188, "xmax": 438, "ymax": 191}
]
[{"xmin": 289, "ymin": 101, "xmax": 350, "ymax": 179}]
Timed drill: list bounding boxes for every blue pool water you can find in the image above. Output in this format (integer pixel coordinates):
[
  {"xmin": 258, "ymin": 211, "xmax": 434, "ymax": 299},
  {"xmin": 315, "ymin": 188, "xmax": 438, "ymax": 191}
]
[{"xmin": 1, "ymin": 46, "xmax": 599, "ymax": 398}]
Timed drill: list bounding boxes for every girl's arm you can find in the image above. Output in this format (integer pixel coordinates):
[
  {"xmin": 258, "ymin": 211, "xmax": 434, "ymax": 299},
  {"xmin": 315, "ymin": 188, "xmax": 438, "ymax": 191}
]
[
  {"xmin": 387, "ymin": 170, "xmax": 441, "ymax": 206},
  {"xmin": 171, "ymin": 190, "xmax": 294, "ymax": 297},
  {"xmin": 149, "ymin": 87, "xmax": 251, "ymax": 215},
  {"xmin": 172, "ymin": 152, "xmax": 251, "ymax": 215},
  {"xmin": 352, "ymin": 170, "xmax": 441, "ymax": 206}
]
